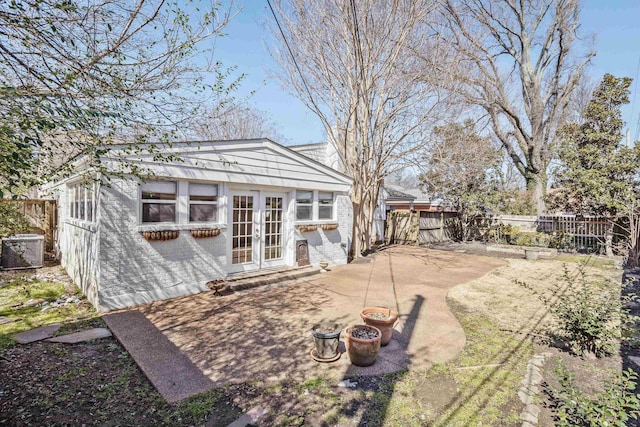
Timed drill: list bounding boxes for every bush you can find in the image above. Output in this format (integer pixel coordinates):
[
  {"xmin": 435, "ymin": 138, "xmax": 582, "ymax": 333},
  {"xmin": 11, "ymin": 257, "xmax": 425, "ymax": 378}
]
[
  {"xmin": 518, "ymin": 263, "xmax": 638, "ymax": 357},
  {"xmin": 497, "ymin": 224, "xmax": 550, "ymax": 247},
  {"xmin": 550, "ymin": 358, "xmax": 640, "ymax": 427},
  {"xmin": 549, "ymin": 231, "xmax": 573, "ymax": 251}
]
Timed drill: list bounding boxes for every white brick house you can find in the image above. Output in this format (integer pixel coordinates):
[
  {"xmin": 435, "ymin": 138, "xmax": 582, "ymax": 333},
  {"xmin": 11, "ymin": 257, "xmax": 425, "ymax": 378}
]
[{"xmin": 48, "ymin": 139, "xmax": 353, "ymax": 311}]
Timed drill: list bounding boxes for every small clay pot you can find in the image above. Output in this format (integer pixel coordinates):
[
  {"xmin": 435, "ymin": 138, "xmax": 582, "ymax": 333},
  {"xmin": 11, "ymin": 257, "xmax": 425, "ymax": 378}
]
[
  {"xmin": 345, "ymin": 324, "xmax": 381, "ymax": 367},
  {"xmin": 360, "ymin": 307, "xmax": 398, "ymax": 346}
]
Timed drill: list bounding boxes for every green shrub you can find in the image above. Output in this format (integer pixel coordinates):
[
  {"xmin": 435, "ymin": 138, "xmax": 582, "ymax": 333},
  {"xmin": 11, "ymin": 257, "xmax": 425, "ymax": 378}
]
[
  {"xmin": 549, "ymin": 231, "xmax": 574, "ymax": 250},
  {"xmin": 497, "ymin": 224, "xmax": 550, "ymax": 247},
  {"xmin": 518, "ymin": 263, "xmax": 638, "ymax": 357},
  {"xmin": 550, "ymin": 358, "xmax": 640, "ymax": 427}
]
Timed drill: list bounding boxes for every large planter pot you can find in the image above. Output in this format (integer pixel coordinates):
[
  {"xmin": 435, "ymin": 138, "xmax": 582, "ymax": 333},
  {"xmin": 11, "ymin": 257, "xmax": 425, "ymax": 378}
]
[
  {"xmin": 345, "ymin": 324, "xmax": 381, "ymax": 367},
  {"xmin": 311, "ymin": 323, "xmax": 342, "ymax": 359},
  {"xmin": 360, "ymin": 307, "xmax": 398, "ymax": 346}
]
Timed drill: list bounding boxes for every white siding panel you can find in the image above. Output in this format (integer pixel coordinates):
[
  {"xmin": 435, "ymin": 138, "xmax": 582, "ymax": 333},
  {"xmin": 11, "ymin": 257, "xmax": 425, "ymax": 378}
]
[{"xmin": 104, "ymin": 140, "xmax": 352, "ymax": 191}]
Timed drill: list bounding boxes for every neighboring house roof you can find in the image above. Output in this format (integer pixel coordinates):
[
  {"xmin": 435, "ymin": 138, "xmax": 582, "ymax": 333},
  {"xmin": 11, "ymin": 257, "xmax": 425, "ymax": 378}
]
[
  {"xmin": 383, "ymin": 183, "xmax": 436, "ymax": 202},
  {"xmin": 382, "ymin": 185, "xmax": 416, "ymax": 201},
  {"xmin": 51, "ymin": 138, "xmax": 353, "ymax": 192},
  {"xmin": 382, "ymin": 183, "xmax": 455, "ymax": 211}
]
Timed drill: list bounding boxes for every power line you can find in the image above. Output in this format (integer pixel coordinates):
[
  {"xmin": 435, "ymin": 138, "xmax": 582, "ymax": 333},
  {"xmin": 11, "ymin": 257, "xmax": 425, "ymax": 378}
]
[{"xmin": 265, "ymin": 0, "xmax": 323, "ymax": 116}]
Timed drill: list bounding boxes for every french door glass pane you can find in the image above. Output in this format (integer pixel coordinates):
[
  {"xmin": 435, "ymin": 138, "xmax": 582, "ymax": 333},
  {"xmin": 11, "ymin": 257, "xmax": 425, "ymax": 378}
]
[
  {"xmin": 264, "ymin": 197, "xmax": 283, "ymax": 261},
  {"xmin": 232, "ymin": 195, "xmax": 253, "ymax": 264}
]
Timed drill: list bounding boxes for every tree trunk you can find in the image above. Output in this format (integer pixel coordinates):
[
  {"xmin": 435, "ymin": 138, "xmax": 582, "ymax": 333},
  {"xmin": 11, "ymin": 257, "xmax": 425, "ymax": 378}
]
[{"xmin": 525, "ymin": 172, "xmax": 547, "ymax": 215}]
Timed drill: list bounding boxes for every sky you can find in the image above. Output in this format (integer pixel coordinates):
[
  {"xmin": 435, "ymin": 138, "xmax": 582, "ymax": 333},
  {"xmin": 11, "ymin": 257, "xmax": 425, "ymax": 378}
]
[{"xmin": 213, "ymin": 0, "xmax": 640, "ymax": 145}]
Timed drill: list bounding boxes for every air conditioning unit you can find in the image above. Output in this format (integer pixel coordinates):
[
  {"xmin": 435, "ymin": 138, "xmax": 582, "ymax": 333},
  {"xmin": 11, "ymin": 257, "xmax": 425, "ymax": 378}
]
[{"xmin": 1, "ymin": 234, "xmax": 44, "ymax": 270}]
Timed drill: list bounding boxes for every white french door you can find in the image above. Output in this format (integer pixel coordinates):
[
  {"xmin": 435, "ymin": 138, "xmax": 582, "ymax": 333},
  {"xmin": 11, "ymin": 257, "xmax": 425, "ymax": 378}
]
[{"xmin": 228, "ymin": 191, "xmax": 287, "ymax": 272}]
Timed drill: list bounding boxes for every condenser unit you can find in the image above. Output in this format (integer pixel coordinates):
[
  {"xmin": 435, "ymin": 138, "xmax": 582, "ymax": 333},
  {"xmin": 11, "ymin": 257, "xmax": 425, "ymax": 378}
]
[{"xmin": 1, "ymin": 234, "xmax": 44, "ymax": 270}]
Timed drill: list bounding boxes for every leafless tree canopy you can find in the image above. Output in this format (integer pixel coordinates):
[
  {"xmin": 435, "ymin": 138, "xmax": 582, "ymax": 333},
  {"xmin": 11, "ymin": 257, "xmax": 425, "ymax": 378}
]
[
  {"xmin": 0, "ymin": 0, "xmax": 239, "ymax": 193},
  {"xmin": 269, "ymin": 0, "xmax": 453, "ymax": 256},
  {"xmin": 194, "ymin": 104, "xmax": 287, "ymax": 143},
  {"xmin": 433, "ymin": 0, "xmax": 594, "ymax": 214}
]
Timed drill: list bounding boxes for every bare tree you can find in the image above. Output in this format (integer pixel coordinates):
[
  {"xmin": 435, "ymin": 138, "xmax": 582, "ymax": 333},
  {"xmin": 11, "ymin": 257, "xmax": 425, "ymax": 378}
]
[
  {"xmin": 0, "ymin": 0, "xmax": 240, "ymax": 195},
  {"xmin": 195, "ymin": 104, "xmax": 287, "ymax": 143},
  {"xmin": 433, "ymin": 0, "xmax": 594, "ymax": 214},
  {"xmin": 268, "ymin": 0, "xmax": 452, "ymax": 256}
]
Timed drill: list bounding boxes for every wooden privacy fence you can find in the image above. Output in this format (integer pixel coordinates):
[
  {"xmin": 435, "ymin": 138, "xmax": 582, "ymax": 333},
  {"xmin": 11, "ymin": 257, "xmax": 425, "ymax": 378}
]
[
  {"xmin": 386, "ymin": 210, "xmax": 457, "ymax": 245},
  {"xmin": 4, "ymin": 199, "xmax": 57, "ymax": 257}
]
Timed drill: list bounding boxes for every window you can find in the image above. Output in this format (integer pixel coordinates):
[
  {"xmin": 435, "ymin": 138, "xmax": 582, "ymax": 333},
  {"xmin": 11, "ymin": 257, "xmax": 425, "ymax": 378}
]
[
  {"xmin": 67, "ymin": 182, "xmax": 97, "ymax": 222},
  {"xmin": 318, "ymin": 192, "xmax": 334, "ymax": 220},
  {"xmin": 86, "ymin": 184, "xmax": 94, "ymax": 222},
  {"xmin": 189, "ymin": 183, "xmax": 218, "ymax": 222},
  {"xmin": 296, "ymin": 190, "xmax": 313, "ymax": 221},
  {"xmin": 78, "ymin": 185, "xmax": 85, "ymax": 220},
  {"xmin": 141, "ymin": 181, "xmax": 176, "ymax": 223},
  {"xmin": 68, "ymin": 186, "xmax": 75, "ymax": 218}
]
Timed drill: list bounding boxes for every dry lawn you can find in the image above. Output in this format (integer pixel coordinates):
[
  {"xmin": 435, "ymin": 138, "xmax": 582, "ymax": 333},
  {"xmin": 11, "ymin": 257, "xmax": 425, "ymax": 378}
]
[{"xmin": 447, "ymin": 256, "xmax": 621, "ymax": 339}]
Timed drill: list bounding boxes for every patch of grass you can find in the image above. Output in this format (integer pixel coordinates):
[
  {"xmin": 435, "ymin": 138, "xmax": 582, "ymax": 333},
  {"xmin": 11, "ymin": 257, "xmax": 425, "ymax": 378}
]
[
  {"xmin": 295, "ymin": 377, "xmax": 331, "ymax": 395},
  {"xmin": 433, "ymin": 315, "xmax": 532, "ymax": 426},
  {"xmin": 167, "ymin": 389, "xmax": 238, "ymax": 425},
  {"xmin": 275, "ymin": 414, "xmax": 305, "ymax": 427},
  {"xmin": 0, "ymin": 275, "xmax": 96, "ymax": 350},
  {"xmin": 554, "ymin": 254, "xmax": 616, "ymax": 270}
]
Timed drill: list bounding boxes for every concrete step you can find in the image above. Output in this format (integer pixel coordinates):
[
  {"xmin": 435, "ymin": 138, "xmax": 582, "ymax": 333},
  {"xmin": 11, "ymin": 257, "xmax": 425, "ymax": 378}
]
[
  {"xmin": 228, "ymin": 265, "xmax": 320, "ymax": 292},
  {"xmin": 206, "ymin": 265, "xmax": 321, "ymax": 294}
]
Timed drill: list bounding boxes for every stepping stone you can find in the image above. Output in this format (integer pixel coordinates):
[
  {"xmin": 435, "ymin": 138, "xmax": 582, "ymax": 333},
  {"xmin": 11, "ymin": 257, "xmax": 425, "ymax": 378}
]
[
  {"xmin": 46, "ymin": 328, "xmax": 112, "ymax": 344},
  {"xmin": 628, "ymin": 355, "xmax": 640, "ymax": 368},
  {"xmin": 225, "ymin": 406, "xmax": 267, "ymax": 427},
  {"xmin": 0, "ymin": 316, "xmax": 19, "ymax": 325},
  {"xmin": 13, "ymin": 323, "xmax": 62, "ymax": 344}
]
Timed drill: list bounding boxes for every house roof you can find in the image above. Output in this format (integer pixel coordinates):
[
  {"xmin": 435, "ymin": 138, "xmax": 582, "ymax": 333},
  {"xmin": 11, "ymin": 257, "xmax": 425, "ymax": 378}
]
[
  {"xmin": 53, "ymin": 138, "xmax": 353, "ymax": 192},
  {"xmin": 382, "ymin": 183, "xmax": 451, "ymax": 208},
  {"xmin": 383, "ymin": 185, "xmax": 416, "ymax": 200},
  {"xmin": 384, "ymin": 183, "xmax": 435, "ymax": 201}
]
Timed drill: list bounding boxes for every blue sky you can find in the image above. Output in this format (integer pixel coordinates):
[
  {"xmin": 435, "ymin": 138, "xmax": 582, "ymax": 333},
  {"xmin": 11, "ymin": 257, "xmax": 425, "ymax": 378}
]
[{"xmin": 214, "ymin": 1, "xmax": 640, "ymax": 145}]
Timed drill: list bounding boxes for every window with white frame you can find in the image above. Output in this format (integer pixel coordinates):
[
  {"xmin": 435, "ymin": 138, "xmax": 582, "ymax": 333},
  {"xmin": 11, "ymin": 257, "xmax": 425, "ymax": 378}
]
[
  {"xmin": 318, "ymin": 191, "xmax": 334, "ymax": 220},
  {"xmin": 78, "ymin": 185, "xmax": 85, "ymax": 220},
  {"xmin": 86, "ymin": 184, "xmax": 94, "ymax": 222},
  {"xmin": 67, "ymin": 182, "xmax": 97, "ymax": 222},
  {"xmin": 68, "ymin": 186, "xmax": 75, "ymax": 219},
  {"xmin": 296, "ymin": 190, "xmax": 313, "ymax": 221},
  {"xmin": 189, "ymin": 183, "xmax": 218, "ymax": 222},
  {"xmin": 141, "ymin": 181, "xmax": 177, "ymax": 223}
]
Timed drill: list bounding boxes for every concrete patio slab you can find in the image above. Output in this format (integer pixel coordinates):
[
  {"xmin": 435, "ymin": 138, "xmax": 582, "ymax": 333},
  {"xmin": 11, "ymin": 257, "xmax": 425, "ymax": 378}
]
[
  {"xmin": 13, "ymin": 323, "xmax": 62, "ymax": 344},
  {"xmin": 46, "ymin": 328, "xmax": 112, "ymax": 343},
  {"xmin": 106, "ymin": 246, "xmax": 505, "ymax": 402}
]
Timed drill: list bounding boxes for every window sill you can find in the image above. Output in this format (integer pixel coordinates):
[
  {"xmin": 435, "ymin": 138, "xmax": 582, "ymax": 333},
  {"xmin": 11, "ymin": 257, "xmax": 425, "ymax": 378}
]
[{"xmin": 65, "ymin": 219, "xmax": 98, "ymax": 232}]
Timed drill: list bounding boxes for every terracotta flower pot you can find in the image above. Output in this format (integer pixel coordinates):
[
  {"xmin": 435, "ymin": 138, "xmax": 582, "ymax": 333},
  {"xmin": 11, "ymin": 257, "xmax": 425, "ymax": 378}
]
[
  {"xmin": 345, "ymin": 324, "xmax": 381, "ymax": 367},
  {"xmin": 360, "ymin": 307, "xmax": 398, "ymax": 346}
]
